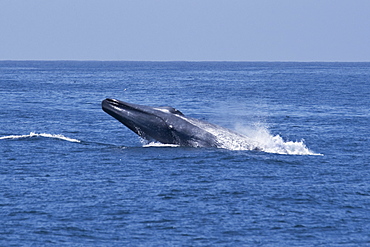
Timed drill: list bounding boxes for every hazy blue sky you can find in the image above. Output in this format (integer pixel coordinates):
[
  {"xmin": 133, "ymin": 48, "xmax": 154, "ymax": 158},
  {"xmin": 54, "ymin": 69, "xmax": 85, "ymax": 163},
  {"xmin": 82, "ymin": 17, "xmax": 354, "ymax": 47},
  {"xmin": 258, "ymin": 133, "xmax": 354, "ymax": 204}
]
[{"xmin": 1, "ymin": 0, "xmax": 369, "ymax": 61}]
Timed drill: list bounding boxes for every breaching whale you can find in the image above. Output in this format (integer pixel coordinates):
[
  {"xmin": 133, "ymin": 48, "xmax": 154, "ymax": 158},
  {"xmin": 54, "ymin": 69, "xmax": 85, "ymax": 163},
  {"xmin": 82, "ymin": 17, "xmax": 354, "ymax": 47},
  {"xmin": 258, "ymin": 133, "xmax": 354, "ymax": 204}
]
[{"xmin": 102, "ymin": 98, "xmax": 254, "ymax": 149}]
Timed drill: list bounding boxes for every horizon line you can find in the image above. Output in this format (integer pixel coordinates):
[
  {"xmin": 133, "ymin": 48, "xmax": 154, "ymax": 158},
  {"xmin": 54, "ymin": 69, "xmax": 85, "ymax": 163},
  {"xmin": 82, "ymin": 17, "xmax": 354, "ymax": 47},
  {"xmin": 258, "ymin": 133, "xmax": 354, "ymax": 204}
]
[{"xmin": 1, "ymin": 59, "xmax": 370, "ymax": 63}]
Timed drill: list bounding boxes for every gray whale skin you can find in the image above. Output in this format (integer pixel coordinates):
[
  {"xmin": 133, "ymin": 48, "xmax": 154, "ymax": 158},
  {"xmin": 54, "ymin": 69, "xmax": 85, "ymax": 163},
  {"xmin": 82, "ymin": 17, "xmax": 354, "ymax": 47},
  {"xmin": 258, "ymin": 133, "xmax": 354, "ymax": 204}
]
[{"xmin": 102, "ymin": 98, "xmax": 246, "ymax": 148}]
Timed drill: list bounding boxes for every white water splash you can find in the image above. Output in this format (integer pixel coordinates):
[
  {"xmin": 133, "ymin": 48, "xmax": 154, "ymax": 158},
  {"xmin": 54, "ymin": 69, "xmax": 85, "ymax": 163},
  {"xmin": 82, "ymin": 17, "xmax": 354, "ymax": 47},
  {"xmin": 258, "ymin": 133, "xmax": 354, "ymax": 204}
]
[
  {"xmin": 232, "ymin": 123, "xmax": 321, "ymax": 155},
  {"xmin": 0, "ymin": 132, "xmax": 81, "ymax": 143},
  {"xmin": 143, "ymin": 142, "xmax": 180, "ymax": 148},
  {"xmin": 180, "ymin": 115, "xmax": 320, "ymax": 155}
]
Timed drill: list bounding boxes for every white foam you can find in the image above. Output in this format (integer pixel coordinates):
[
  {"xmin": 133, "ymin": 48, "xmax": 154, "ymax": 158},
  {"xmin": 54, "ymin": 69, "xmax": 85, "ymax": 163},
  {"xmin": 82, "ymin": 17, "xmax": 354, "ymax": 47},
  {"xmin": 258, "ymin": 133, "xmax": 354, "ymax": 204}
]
[
  {"xmin": 0, "ymin": 132, "xmax": 81, "ymax": 143},
  {"xmin": 180, "ymin": 116, "xmax": 321, "ymax": 155},
  {"xmin": 143, "ymin": 142, "xmax": 179, "ymax": 148},
  {"xmin": 233, "ymin": 123, "xmax": 322, "ymax": 155}
]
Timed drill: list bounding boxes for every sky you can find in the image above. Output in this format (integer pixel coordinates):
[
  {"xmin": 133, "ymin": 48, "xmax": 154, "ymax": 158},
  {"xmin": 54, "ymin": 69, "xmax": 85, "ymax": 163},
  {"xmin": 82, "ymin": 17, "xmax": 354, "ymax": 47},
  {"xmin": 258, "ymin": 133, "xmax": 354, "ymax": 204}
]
[{"xmin": 0, "ymin": 0, "xmax": 369, "ymax": 61}]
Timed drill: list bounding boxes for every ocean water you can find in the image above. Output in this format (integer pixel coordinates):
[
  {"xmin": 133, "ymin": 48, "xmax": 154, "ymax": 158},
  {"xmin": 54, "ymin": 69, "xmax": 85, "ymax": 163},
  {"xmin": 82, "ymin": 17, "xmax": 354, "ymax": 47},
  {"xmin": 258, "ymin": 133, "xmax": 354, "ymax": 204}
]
[{"xmin": 0, "ymin": 61, "xmax": 369, "ymax": 246}]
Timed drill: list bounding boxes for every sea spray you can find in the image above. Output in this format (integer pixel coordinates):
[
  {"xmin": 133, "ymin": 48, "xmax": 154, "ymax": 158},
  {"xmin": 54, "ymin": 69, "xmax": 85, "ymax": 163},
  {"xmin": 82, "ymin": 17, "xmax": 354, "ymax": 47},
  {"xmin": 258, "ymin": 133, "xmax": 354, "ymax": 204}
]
[{"xmin": 234, "ymin": 122, "xmax": 321, "ymax": 155}]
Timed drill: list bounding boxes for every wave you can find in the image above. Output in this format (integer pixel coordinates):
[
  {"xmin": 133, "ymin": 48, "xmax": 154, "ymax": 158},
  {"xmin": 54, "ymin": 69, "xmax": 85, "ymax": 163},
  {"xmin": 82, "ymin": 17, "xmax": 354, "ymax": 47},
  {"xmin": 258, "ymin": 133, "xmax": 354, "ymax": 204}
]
[{"xmin": 0, "ymin": 132, "xmax": 81, "ymax": 143}]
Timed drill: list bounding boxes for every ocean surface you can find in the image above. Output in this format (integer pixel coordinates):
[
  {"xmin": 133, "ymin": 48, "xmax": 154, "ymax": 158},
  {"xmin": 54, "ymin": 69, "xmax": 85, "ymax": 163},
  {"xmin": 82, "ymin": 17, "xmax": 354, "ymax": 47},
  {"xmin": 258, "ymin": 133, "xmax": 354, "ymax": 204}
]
[{"xmin": 0, "ymin": 61, "xmax": 369, "ymax": 246}]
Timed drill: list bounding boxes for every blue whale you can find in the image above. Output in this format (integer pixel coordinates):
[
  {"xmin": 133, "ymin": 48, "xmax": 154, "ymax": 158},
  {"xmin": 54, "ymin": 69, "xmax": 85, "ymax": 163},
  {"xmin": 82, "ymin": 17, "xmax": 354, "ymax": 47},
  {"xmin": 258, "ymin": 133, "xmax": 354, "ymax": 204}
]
[{"xmin": 102, "ymin": 98, "xmax": 252, "ymax": 149}]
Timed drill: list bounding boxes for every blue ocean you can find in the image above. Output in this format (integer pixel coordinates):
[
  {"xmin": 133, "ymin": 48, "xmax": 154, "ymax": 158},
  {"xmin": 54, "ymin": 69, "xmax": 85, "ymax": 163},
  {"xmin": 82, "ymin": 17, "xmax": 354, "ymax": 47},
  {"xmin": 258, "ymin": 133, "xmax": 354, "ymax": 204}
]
[{"xmin": 1, "ymin": 61, "xmax": 369, "ymax": 246}]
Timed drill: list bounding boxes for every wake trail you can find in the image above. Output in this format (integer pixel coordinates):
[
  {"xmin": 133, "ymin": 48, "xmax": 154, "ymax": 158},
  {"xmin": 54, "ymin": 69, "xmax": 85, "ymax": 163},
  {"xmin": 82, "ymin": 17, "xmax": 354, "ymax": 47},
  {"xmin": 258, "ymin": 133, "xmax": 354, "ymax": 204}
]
[
  {"xmin": 0, "ymin": 128, "xmax": 320, "ymax": 155},
  {"xmin": 0, "ymin": 132, "xmax": 81, "ymax": 143}
]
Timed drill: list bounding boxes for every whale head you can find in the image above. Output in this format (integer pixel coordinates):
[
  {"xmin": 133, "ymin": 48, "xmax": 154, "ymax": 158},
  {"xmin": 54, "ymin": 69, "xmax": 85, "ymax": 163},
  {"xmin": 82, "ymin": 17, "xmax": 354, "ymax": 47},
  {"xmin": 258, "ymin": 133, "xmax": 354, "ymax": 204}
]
[{"xmin": 102, "ymin": 98, "xmax": 216, "ymax": 146}]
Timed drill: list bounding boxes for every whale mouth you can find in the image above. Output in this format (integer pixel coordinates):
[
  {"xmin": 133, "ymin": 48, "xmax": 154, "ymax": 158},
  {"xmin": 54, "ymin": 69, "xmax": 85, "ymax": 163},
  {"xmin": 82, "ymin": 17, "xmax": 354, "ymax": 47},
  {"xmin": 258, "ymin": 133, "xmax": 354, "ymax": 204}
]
[
  {"xmin": 102, "ymin": 98, "xmax": 171, "ymax": 142},
  {"xmin": 102, "ymin": 98, "xmax": 135, "ymax": 112},
  {"xmin": 102, "ymin": 98, "xmax": 121, "ymax": 117},
  {"xmin": 102, "ymin": 98, "xmax": 148, "ymax": 118},
  {"xmin": 104, "ymin": 98, "xmax": 120, "ymax": 106},
  {"xmin": 102, "ymin": 98, "xmax": 147, "ymax": 123}
]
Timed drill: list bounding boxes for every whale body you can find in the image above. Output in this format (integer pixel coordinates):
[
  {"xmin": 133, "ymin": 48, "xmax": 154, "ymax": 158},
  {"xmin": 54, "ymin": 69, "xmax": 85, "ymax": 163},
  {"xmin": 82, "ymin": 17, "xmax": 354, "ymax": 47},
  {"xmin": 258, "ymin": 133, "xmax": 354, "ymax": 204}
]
[{"xmin": 102, "ymin": 98, "xmax": 253, "ymax": 149}]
